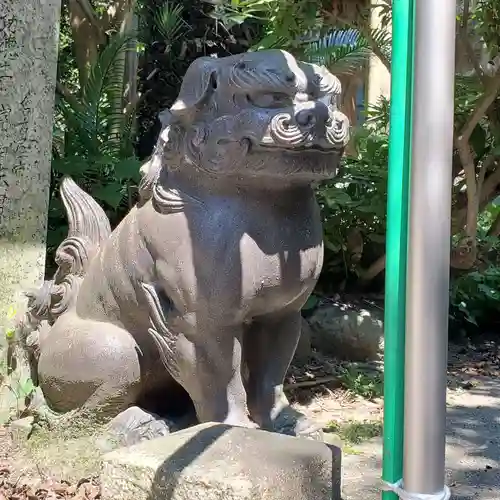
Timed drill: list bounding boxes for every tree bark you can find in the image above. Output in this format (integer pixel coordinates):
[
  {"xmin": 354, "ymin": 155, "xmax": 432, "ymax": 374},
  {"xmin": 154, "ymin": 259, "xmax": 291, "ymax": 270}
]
[
  {"xmin": 0, "ymin": 0, "xmax": 61, "ymax": 327},
  {"xmin": 68, "ymin": 0, "xmax": 104, "ymax": 88},
  {"xmin": 67, "ymin": 0, "xmax": 135, "ymax": 89}
]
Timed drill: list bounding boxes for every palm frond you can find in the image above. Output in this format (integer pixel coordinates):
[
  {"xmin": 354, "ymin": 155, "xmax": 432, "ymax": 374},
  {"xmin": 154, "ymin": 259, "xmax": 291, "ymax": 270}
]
[
  {"xmin": 104, "ymin": 36, "xmax": 132, "ymax": 157},
  {"xmin": 365, "ymin": 95, "xmax": 390, "ymax": 132},
  {"xmin": 304, "ymin": 29, "xmax": 371, "ymax": 76},
  {"xmin": 56, "ymin": 83, "xmax": 98, "ymax": 156},
  {"xmin": 369, "ymin": 26, "xmax": 392, "ymax": 64},
  {"xmin": 373, "ymin": 0, "xmax": 392, "ymax": 28},
  {"xmin": 250, "ymin": 32, "xmax": 290, "ymax": 51},
  {"xmin": 154, "ymin": 2, "xmax": 188, "ymax": 45},
  {"xmin": 57, "ymin": 99, "xmax": 100, "ymax": 157},
  {"xmin": 56, "ymin": 33, "xmax": 136, "ymax": 159},
  {"xmin": 81, "ymin": 33, "xmax": 135, "ymax": 146}
]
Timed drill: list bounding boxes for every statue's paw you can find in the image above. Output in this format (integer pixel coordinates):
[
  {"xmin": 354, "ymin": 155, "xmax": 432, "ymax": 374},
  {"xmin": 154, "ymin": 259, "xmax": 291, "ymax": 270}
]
[
  {"xmin": 273, "ymin": 406, "xmax": 323, "ymax": 441},
  {"xmin": 97, "ymin": 406, "xmax": 178, "ymax": 451},
  {"xmin": 31, "ymin": 406, "xmax": 76, "ymax": 434}
]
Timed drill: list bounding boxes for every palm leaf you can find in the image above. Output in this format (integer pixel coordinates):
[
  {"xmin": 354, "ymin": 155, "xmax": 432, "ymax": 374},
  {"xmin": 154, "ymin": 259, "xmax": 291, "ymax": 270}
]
[
  {"xmin": 56, "ymin": 99, "xmax": 100, "ymax": 157},
  {"xmin": 305, "ymin": 29, "xmax": 371, "ymax": 75},
  {"xmin": 369, "ymin": 26, "xmax": 392, "ymax": 64},
  {"xmin": 81, "ymin": 33, "xmax": 135, "ymax": 148},
  {"xmin": 55, "ymin": 84, "xmax": 99, "ymax": 156},
  {"xmin": 104, "ymin": 36, "xmax": 133, "ymax": 157},
  {"xmin": 154, "ymin": 2, "xmax": 188, "ymax": 45},
  {"xmin": 365, "ymin": 95, "xmax": 390, "ymax": 132}
]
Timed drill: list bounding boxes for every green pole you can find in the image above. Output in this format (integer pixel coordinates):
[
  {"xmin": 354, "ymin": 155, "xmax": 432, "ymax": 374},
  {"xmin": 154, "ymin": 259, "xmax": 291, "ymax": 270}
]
[{"xmin": 382, "ymin": 0, "xmax": 415, "ymax": 498}]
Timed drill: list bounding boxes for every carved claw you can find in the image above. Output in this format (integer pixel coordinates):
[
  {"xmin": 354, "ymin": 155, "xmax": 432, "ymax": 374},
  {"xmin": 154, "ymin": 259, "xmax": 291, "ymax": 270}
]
[{"xmin": 140, "ymin": 282, "xmax": 180, "ymax": 381}]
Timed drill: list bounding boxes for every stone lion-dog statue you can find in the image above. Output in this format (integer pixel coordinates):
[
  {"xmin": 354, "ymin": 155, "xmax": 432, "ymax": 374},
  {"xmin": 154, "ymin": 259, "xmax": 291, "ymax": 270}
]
[{"xmin": 22, "ymin": 49, "xmax": 349, "ymax": 443}]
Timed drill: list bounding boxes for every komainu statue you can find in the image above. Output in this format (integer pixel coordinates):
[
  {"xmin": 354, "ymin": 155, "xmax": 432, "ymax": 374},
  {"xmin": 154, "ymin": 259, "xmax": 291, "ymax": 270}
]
[{"xmin": 23, "ymin": 50, "xmax": 349, "ymax": 443}]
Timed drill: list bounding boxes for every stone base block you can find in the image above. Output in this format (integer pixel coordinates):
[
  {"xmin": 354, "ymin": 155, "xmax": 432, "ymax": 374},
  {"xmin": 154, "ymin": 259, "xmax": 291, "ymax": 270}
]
[{"xmin": 101, "ymin": 422, "xmax": 341, "ymax": 500}]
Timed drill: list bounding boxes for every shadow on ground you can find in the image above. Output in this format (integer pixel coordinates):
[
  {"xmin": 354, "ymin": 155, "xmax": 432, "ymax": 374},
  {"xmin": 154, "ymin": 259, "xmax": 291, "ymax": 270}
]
[{"xmin": 341, "ymin": 374, "xmax": 500, "ymax": 500}]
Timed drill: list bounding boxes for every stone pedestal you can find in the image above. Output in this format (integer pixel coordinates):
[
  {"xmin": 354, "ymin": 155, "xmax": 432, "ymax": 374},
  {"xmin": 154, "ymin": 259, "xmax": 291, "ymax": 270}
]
[
  {"xmin": 101, "ymin": 423, "xmax": 341, "ymax": 500},
  {"xmin": 0, "ymin": 0, "xmax": 61, "ymax": 327}
]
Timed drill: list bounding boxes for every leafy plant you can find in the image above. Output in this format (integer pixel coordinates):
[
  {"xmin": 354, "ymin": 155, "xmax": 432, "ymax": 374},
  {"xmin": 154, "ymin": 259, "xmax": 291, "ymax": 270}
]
[
  {"xmin": 209, "ymin": 0, "xmax": 320, "ymax": 53},
  {"xmin": 153, "ymin": 1, "xmax": 190, "ymax": 47},
  {"xmin": 0, "ymin": 306, "xmax": 36, "ymax": 423},
  {"xmin": 451, "ymin": 265, "xmax": 500, "ymax": 329},
  {"xmin": 315, "ymin": 100, "xmax": 389, "ymax": 290},
  {"xmin": 450, "ymin": 199, "xmax": 500, "ymax": 331},
  {"xmin": 304, "ymin": 29, "xmax": 371, "ymax": 76},
  {"xmin": 338, "ymin": 367, "xmax": 383, "ymax": 400},
  {"xmin": 325, "ymin": 419, "xmax": 383, "ymax": 445},
  {"xmin": 48, "ymin": 33, "xmax": 143, "ymax": 268}
]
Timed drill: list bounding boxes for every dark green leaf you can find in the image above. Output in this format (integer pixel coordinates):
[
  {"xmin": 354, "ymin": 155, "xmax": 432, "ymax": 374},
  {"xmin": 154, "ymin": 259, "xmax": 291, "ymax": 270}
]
[
  {"xmin": 92, "ymin": 183, "xmax": 124, "ymax": 209},
  {"xmin": 302, "ymin": 294, "xmax": 319, "ymax": 311},
  {"xmin": 114, "ymin": 157, "xmax": 142, "ymax": 182}
]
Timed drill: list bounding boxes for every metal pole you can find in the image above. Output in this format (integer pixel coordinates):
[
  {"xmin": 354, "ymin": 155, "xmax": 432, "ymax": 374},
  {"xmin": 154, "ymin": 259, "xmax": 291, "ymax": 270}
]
[
  {"xmin": 403, "ymin": 0, "xmax": 456, "ymax": 497},
  {"xmin": 381, "ymin": 0, "xmax": 415, "ymax": 498}
]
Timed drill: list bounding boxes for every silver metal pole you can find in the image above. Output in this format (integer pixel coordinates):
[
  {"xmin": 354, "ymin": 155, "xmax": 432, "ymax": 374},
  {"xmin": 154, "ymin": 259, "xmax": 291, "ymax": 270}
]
[{"xmin": 403, "ymin": 0, "xmax": 456, "ymax": 497}]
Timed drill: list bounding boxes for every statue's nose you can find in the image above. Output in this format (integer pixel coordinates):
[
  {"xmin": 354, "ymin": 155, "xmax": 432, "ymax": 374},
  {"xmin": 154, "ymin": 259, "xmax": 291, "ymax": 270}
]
[{"xmin": 295, "ymin": 102, "xmax": 329, "ymax": 127}]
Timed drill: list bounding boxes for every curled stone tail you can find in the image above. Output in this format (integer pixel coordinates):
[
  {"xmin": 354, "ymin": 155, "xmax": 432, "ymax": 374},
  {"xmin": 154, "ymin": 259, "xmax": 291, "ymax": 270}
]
[
  {"xmin": 56, "ymin": 175, "xmax": 111, "ymax": 275},
  {"xmin": 25, "ymin": 176, "xmax": 111, "ymax": 325}
]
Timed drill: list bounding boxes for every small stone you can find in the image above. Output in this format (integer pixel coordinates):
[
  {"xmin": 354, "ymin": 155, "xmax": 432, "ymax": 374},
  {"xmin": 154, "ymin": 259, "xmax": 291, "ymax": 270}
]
[
  {"xmin": 308, "ymin": 303, "xmax": 384, "ymax": 361},
  {"xmin": 97, "ymin": 406, "xmax": 176, "ymax": 452},
  {"xmin": 9, "ymin": 416, "xmax": 34, "ymax": 443},
  {"xmin": 101, "ymin": 422, "xmax": 341, "ymax": 500}
]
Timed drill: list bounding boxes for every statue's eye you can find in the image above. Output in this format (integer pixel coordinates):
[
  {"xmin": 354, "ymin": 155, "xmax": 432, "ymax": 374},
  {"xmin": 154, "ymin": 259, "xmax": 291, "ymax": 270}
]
[{"xmin": 247, "ymin": 93, "xmax": 292, "ymax": 108}]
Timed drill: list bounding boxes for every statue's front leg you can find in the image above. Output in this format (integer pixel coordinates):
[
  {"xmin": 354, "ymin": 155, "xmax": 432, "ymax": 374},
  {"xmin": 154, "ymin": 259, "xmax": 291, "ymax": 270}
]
[
  {"xmin": 177, "ymin": 321, "xmax": 256, "ymax": 428},
  {"xmin": 141, "ymin": 283, "xmax": 255, "ymax": 428},
  {"xmin": 244, "ymin": 311, "xmax": 322, "ymax": 438}
]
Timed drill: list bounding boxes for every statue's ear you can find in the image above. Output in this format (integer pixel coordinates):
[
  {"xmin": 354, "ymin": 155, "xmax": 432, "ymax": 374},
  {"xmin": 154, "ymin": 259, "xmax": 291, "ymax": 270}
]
[{"xmin": 170, "ymin": 57, "xmax": 218, "ymax": 116}]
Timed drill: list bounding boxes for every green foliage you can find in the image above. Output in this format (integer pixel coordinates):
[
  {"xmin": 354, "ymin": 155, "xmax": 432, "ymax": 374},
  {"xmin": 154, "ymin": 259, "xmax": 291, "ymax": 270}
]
[
  {"xmin": 1, "ymin": 306, "xmax": 36, "ymax": 423},
  {"xmin": 209, "ymin": 0, "xmax": 392, "ymax": 80},
  {"xmin": 302, "ymin": 293, "xmax": 320, "ymax": 313},
  {"xmin": 153, "ymin": 2, "xmax": 189, "ymax": 45},
  {"xmin": 210, "ymin": 0, "xmax": 320, "ymax": 53},
  {"xmin": 48, "ymin": 33, "xmax": 143, "ymax": 265},
  {"xmin": 450, "ymin": 200, "xmax": 500, "ymax": 331},
  {"xmin": 135, "ymin": 0, "xmax": 261, "ymax": 158},
  {"xmin": 470, "ymin": 0, "xmax": 500, "ymax": 56},
  {"xmin": 451, "ymin": 265, "xmax": 500, "ymax": 328},
  {"xmin": 338, "ymin": 367, "xmax": 384, "ymax": 400},
  {"xmin": 316, "ymin": 99, "xmax": 389, "ymax": 287},
  {"xmin": 325, "ymin": 419, "xmax": 383, "ymax": 445},
  {"xmin": 304, "ymin": 29, "xmax": 371, "ymax": 76}
]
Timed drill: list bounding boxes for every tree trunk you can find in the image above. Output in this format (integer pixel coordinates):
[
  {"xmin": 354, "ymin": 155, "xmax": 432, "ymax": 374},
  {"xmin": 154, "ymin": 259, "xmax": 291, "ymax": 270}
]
[
  {"xmin": 68, "ymin": 0, "xmax": 104, "ymax": 88},
  {"xmin": 67, "ymin": 0, "xmax": 134, "ymax": 89},
  {"xmin": 0, "ymin": 0, "xmax": 61, "ymax": 327}
]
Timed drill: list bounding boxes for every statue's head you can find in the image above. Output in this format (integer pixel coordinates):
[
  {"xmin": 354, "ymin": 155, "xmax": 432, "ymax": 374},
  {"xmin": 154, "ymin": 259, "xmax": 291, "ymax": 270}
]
[{"xmin": 143, "ymin": 50, "xmax": 350, "ymax": 194}]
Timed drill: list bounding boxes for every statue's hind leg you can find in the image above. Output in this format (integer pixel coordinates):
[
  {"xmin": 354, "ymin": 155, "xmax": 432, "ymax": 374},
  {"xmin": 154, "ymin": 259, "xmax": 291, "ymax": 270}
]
[
  {"xmin": 35, "ymin": 312, "xmax": 143, "ymax": 428},
  {"xmin": 34, "ymin": 313, "xmax": 188, "ymax": 445}
]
